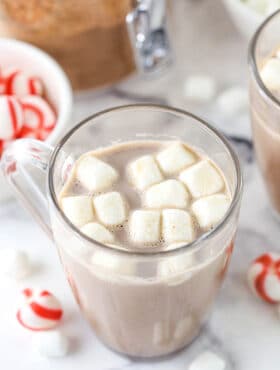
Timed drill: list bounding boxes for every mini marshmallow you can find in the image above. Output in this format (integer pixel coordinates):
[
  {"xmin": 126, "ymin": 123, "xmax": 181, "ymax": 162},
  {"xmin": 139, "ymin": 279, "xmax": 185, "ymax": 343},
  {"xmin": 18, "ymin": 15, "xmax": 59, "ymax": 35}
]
[
  {"xmin": 189, "ymin": 351, "xmax": 226, "ymax": 370},
  {"xmin": 129, "ymin": 155, "xmax": 163, "ymax": 191},
  {"xmin": 61, "ymin": 195, "xmax": 94, "ymax": 227},
  {"xmin": 162, "ymin": 209, "xmax": 195, "ymax": 244},
  {"xmin": 91, "ymin": 250, "xmax": 135, "ymax": 276},
  {"xmin": 156, "ymin": 143, "xmax": 196, "ymax": 175},
  {"xmin": 144, "ymin": 179, "xmax": 189, "ymax": 209},
  {"xmin": 0, "ymin": 96, "xmax": 23, "ymax": 140},
  {"xmin": 260, "ymin": 58, "xmax": 280, "ymax": 90},
  {"xmin": 216, "ymin": 86, "xmax": 248, "ymax": 116},
  {"xmin": 129, "ymin": 210, "xmax": 161, "ymax": 245},
  {"xmin": 76, "ymin": 156, "xmax": 118, "ymax": 192},
  {"xmin": 33, "ymin": 330, "xmax": 69, "ymax": 358},
  {"xmin": 0, "ymin": 249, "xmax": 31, "ymax": 280},
  {"xmin": 80, "ymin": 222, "xmax": 114, "ymax": 244},
  {"xmin": 183, "ymin": 75, "xmax": 217, "ymax": 102},
  {"xmin": 179, "ymin": 160, "xmax": 224, "ymax": 198},
  {"xmin": 93, "ymin": 191, "xmax": 127, "ymax": 226},
  {"xmin": 192, "ymin": 194, "xmax": 231, "ymax": 229}
]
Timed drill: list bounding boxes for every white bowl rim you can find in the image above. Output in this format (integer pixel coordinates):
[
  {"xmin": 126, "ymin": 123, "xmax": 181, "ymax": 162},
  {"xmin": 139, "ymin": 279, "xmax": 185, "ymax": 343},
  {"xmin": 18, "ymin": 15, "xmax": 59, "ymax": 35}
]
[{"xmin": 0, "ymin": 37, "xmax": 73, "ymax": 146}]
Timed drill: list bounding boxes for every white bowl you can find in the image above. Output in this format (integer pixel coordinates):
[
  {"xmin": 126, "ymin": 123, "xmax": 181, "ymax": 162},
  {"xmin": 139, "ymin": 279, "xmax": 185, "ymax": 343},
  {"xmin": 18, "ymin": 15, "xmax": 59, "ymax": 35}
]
[
  {"xmin": 222, "ymin": 0, "xmax": 264, "ymax": 39},
  {"xmin": 0, "ymin": 38, "xmax": 73, "ymax": 201}
]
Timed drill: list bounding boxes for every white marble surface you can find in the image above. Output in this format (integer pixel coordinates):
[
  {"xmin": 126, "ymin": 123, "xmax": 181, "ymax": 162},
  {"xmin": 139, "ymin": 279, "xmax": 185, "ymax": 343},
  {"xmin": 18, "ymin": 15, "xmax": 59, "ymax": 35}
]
[{"xmin": 1, "ymin": 1, "xmax": 280, "ymax": 369}]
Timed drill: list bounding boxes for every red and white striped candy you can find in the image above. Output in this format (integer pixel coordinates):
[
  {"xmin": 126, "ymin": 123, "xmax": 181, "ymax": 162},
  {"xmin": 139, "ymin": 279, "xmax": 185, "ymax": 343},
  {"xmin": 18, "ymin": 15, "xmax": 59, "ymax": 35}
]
[
  {"xmin": 17, "ymin": 288, "xmax": 63, "ymax": 331},
  {"xmin": 4, "ymin": 68, "xmax": 43, "ymax": 97},
  {"xmin": 248, "ymin": 253, "xmax": 280, "ymax": 304},
  {"xmin": 0, "ymin": 72, "xmax": 6, "ymax": 95},
  {"xmin": 0, "ymin": 96, "xmax": 23, "ymax": 140},
  {"xmin": 21, "ymin": 95, "xmax": 56, "ymax": 130}
]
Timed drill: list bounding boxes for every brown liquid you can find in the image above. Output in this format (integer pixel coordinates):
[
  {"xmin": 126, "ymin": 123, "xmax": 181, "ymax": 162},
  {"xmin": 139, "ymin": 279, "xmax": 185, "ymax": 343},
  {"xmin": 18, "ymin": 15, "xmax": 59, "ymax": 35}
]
[
  {"xmin": 251, "ymin": 51, "xmax": 280, "ymax": 214},
  {"xmin": 54, "ymin": 140, "xmax": 234, "ymax": 357}
]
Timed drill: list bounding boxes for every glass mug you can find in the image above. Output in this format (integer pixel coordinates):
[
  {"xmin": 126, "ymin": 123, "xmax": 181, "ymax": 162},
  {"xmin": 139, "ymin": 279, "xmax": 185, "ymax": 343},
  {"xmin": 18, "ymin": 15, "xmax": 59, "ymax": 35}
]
[
  {"xmin": 2, "ymin": 105, "xmax": 242, "ymax": 357},
  {"xmin": 249, "ymin": 10, "xmax": 280, "ymax": 216}
]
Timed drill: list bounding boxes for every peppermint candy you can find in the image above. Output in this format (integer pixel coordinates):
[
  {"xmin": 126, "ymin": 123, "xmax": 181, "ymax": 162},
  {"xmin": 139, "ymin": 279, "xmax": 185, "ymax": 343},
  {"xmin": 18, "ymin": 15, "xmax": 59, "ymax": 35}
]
[
  {"xmin": 20, "ymin": 96, "xmax": 56, "ymax": 140},
  {"xmin": 0, "ymin": 96, "xmax": 23, "ymax": 140},
  {"xmin": 248, "ymin": 253, "xmax": 280, "ymax": 303},
  {"xmin": 17, "ymin": 289, "xmax": 63, "ymax": 331},
  {"xmin": 3, "ymin": 68, "xmax": 43, "ymax": 97}
]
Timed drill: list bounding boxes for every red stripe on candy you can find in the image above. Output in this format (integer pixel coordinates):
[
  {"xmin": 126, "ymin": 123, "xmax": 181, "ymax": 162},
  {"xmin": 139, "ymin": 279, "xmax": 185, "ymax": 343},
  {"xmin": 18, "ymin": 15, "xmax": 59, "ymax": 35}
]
[
  {"xmin": 29, "ymin": 78, "xmax": 36, "ymax": 95},
  {"xmin": 40, "ymin": 291, "xmax": 51, "ymax": 297},
  {"xmin": 16, "ymin": 310, "xmax": 53, "ymax": 331},
  {"xmin": 30, "ymin": 302, "xmax": 63, "ymax": 321},
  {"xmin": 254, "ymin": 254, "xmax": 276, "ymax": 304},
  {"xmin": 22, "ymin": 288, "xmax": 32, "ymax": 298},
  {"xmin": 5, "ymin": 71, "xmax": 18, "ymax": 95}
]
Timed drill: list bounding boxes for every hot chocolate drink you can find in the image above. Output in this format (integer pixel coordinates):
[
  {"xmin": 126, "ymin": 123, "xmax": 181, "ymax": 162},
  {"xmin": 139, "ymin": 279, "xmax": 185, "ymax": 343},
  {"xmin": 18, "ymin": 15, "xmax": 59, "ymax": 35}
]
[{"xmin": 56, "ymin": 141, "xmax": 233, "ymax": 357}]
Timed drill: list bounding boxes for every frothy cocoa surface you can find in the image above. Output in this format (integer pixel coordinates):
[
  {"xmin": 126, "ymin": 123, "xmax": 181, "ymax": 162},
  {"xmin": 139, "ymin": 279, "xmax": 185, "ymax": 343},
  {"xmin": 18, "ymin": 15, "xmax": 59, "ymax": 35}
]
[{"xmin": 59, "ymin": 141, "xmax": 230, "ymax": 251}]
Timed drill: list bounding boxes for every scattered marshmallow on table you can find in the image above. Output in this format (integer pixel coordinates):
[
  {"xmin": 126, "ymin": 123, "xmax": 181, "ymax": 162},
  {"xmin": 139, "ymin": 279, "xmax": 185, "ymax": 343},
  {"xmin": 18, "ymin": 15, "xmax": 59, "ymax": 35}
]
[
  {"xmin": 17, "ymin": 289, "xmax": 63, "ymax": 331},
  {"xmin": 93, "ymin": 191, "xmax": 127, "ymax": 226},
  {"xmin": 129, "ymin": 155, "xmax": 163, "ymax": 191},
  {"xmin": 156, "ymin": 143, "xmax": 196, "ymax": 175},
  {"xmin": 33, "ymin": 330, "xmax": 69, "ymax": 358},
  {"xmin": 91, "ymin": 250, "xmax": 135, "ymax": 276},
  {"xmin": 0, "ymin": 96, "xmax": 23, "ymax": 140},
  {"xmin": 144, "ymin": 179, "xmax": 189, "ymax": 209},
  {"xmin": 216, "ymin": 86, "xmax": 248, "ymax": 116},
  {"xmin": 80, "ymin": 222, "xmax": 115, "ymax": 244},
  {"xmin": 183, "ymin": 74, "xmax": 217, "ymax": 102},
  {"xmin": 247, "ymin": 253, "xmax": 280, "ymax": 303},
  {"xmin": 189, "ymin": 351, "xmax": 226, "ymax": 370},
  {"xmin": 0, "ymin": 248, "xmax": 31, "ymax": 280},
  {"xmin": 76, "ymin": 155, "xmax": 118, "ymax": 192},
  {"xmin": 162, "ymin": 209, "xmax": 195, "ymax": 244},
  {"xmin": 61, "ymin": 195, "xmax": 94, "ymax": 227},
  {"xmin": 260, "ymin": 58, "xmax": 280, "ymax": 91},
  {"xmin": 180, "ymin": 160, "xmax": 224, "ymax": 198},
  {"xmin": 129, "ymin": 210, "xmax": 161, "ymax": 245},
  {"xmin": 192, "ymin": 194, "xmax": 231, "ymax": 229}
]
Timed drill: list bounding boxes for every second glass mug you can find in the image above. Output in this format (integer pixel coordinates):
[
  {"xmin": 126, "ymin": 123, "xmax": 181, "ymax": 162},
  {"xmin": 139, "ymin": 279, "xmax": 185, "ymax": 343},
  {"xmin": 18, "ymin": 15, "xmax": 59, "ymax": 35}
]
[
  {"xmin": 249, "ymin": 9, "xmax": 280, "ymax": 217},
  {"xmin": 2, "ymin": 105, "xmax": 242, "ymax": 358}
]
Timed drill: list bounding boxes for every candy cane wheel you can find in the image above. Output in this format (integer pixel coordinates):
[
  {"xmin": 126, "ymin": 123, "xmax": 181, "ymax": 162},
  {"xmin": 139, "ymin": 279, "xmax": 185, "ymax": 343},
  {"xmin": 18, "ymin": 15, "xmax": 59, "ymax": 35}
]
[
  {"xmin": 17, "ymin": 289, "xmax": 63, "ymax": 331},
  {"xmin": 248, "ymin": 253, "xmax": 280, "ymax": 304},
  {"xmin": 5, "ymin": 69, "xmax": 43, "ymax": 97}
]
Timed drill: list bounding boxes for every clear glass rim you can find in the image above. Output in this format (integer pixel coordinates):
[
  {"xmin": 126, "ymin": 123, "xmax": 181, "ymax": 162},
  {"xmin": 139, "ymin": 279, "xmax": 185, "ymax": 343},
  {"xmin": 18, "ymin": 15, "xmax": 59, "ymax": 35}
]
[
  {"xmin": 48, "ymin": 104, "xmax": 243, "ymax": 257},
  {"xmin": 249, "ymin": 9, "xmax": 280, "ymax": 108}
]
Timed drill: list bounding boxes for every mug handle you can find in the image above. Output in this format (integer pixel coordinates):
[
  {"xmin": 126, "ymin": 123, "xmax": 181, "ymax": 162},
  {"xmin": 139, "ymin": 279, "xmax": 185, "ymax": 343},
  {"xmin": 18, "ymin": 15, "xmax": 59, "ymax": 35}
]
[{"xmin": 1, "ymin": 139, "xmax": 54, "ymax": 239}]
